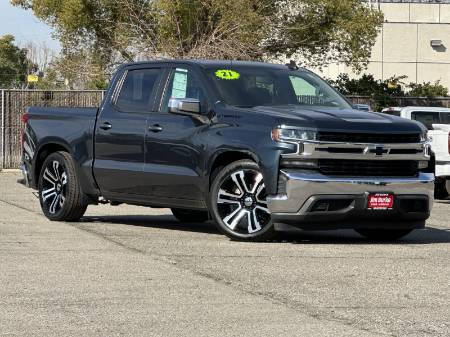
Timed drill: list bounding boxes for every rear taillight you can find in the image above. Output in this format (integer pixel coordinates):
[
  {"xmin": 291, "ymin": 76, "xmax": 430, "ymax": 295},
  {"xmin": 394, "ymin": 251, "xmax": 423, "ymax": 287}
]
[
  {"xmin": 20, "ymin": 113, "xmax": 29, "ymax": 146},
  {"xmin": 21, "ymin": 113, "xmax": 29, "ymax": 124}
]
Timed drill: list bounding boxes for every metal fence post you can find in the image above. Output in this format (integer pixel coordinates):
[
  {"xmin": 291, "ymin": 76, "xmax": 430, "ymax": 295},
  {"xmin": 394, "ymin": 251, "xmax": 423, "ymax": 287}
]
[{"xmin": 1, "ymin": 89, "xmax": 4, "ymax": 171}]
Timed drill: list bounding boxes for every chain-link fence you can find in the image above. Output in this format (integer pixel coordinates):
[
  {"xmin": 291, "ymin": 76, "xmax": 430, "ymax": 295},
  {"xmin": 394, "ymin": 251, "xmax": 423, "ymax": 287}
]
[
  {"xmin": 0, "ymin": 90, "xmax": 105, "ymax": 170},
  {"xmin": 0, "ymin": 90, "xmax": 450, "ymax": 170}
]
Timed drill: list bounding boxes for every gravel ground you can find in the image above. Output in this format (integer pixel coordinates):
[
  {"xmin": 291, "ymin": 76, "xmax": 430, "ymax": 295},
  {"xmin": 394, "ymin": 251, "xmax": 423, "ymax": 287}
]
[{"xmin": 0, "ymin": 172, "xmax": 449, "ymax": 337}]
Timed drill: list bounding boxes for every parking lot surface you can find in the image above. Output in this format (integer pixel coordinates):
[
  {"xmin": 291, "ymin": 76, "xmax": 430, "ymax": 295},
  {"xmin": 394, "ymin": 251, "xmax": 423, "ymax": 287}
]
[{"xmin": 1, "ymin": 172, "xmax": 449, "ymax": 337}]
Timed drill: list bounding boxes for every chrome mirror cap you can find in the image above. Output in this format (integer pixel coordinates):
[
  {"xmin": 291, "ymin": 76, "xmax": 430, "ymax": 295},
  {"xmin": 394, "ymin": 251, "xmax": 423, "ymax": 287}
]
[{"xmin": 168, "ymin": 98, "xmax": 201, "ymax": 114}]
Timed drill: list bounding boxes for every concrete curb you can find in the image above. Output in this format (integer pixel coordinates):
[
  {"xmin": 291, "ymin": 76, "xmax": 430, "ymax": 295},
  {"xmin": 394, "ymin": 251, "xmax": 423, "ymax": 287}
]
[{"xmin": 0, "ymin": 169, "xmax": 21, "ymax": 173}]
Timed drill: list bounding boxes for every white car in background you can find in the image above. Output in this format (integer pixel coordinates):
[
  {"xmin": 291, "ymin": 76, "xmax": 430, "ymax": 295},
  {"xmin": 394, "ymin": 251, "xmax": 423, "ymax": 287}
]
[{"xmin": 382, "ymin": 106, "xmax": 450, "ymax": 199}]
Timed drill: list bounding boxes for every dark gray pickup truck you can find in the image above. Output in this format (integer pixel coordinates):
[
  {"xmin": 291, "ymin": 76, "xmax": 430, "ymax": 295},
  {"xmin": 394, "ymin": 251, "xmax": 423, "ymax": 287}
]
[{"xmin": 20, "ymin": 60, "xmax": 434, "ymax": 241}]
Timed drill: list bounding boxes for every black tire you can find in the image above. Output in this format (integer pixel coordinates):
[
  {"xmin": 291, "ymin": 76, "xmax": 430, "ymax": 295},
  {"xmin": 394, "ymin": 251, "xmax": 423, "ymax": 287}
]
[
  {"xmin": 209, "ymin": 159, "xmax": 276, "ymax": 241},
  {"xmin": 171, "ymin": 208, "xmax": 209, "ymax": 223},
  {"xmin": 38, "ymin": 151, "xmax": 88, "ymax": 221},
  {"xmin": 355, "ymin": 229, "xmax": 413, "ymax": 241},
  {"xmin": 434, "ymin": 179, "xmax": 449, "ymax": 200}
]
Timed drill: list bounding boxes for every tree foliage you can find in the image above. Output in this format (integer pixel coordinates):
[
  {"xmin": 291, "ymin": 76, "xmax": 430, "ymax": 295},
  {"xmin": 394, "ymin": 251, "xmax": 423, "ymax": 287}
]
[
  {"xmin": 268, "ymin": 0, "xmax": 384, "ymax": 71},
  {"xmin": 330, "ymin": 73, "xmax": 450, "ymax": 111},
  {"xmin": 0, "ymin": 34, "xmax": 34, "ymax": 88},
  {"xmin": 12, "ymin": 0, "xmax": 383, "ymax": 71},
  {"xmin": 408, "ymin": 81, "xmax": 448, "ymax": 98}
]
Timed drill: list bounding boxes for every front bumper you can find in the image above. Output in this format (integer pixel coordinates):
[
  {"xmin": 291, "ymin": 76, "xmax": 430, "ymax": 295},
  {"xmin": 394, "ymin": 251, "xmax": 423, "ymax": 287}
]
[{"xmin": 267, "ymin": 171, "xmax": 434, "ymax": 230}]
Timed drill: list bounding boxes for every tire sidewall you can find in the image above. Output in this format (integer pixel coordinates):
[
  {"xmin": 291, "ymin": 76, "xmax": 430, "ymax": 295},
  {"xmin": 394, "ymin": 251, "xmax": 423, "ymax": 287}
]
[{"xmin": 209, "ymin": 160, "xmax": 275, "ymax": 241}]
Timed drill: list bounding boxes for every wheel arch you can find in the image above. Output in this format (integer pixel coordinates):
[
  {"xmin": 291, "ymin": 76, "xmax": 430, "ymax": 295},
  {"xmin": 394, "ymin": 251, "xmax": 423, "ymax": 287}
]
[
  {"xmin": 208, "ymin": 150, "xmax": 258, "ymax": 189},
  {"xmin": 33, "ymin": 142, "xmax": 72, "ymax": 188}
]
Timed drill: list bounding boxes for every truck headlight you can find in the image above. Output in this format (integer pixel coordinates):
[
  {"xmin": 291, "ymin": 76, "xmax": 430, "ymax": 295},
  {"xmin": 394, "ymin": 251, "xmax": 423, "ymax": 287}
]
[
  {"xmin": 272, "ymin": 128, "xmax": 316, "ymax": 142},
  {"xmin": 420, "ymin": 132, "xmax": 429, "ymax": 142}
]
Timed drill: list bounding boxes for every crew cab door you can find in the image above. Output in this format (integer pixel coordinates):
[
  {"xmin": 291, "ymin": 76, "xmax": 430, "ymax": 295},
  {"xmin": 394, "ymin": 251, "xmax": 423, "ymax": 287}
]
[
  {"xmin": 94, "ymin": 66, "xmax": 164, "ymax": 199},
  {"xmin": 142, "ymin": 66, "xmax": 209, "ymax": 207}
]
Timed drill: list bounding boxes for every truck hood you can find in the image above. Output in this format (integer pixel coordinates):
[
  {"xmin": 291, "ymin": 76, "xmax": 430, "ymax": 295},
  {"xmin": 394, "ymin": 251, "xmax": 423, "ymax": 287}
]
[{"xmin": 249, "ymin": 105, "xmax": 426, "ymax": 134}]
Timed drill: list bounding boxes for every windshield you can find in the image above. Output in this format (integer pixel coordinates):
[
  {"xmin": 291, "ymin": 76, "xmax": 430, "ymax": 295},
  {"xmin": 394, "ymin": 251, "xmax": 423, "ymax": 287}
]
[{"xmin": 206, "ymin": 66, "xmax": 352, "ymax": 109}]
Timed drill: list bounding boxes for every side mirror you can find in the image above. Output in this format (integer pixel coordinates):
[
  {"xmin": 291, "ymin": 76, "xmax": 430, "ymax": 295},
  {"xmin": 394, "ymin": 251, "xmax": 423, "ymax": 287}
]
[
  {"xmin": 168, "ymin": 98, "xmax": 201, "ymax": 115},
  {"xmin": 353, "ymin": 104, "xmax": 371, "ymax": 112}
]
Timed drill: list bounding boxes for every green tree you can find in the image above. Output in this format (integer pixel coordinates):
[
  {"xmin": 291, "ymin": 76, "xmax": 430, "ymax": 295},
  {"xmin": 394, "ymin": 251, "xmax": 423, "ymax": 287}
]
[
  {"xmin": 0, "ymin": 34, "xmax": 32, "ymax": 88},
  {"xmin": 268, "ymin": 0, "xmax": 384, "ymax": 71},
  {"xmin": 36, "ymin": 51, "xmax": 109, "ymax": 90},
  {"xmin": 12, "ymin": 0, "xmax": 383, "ymax": 71},
  {"xmin": 407, "ymin": 81, "xmax": 448, "ymax": 97},
  {"xmin": 329, "ymin": 73, "xmax": 407, "ymax": 111}
]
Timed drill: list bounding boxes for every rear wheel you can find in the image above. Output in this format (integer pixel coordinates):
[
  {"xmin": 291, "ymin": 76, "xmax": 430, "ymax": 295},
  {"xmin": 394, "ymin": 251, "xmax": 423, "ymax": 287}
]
[
  {"xmin": 38, "ymin": 151, "xmax": 88, "ymax": 221},
  {"xmin": 171, "ymin": 208, "xmax": 208, "ymax": 223},
  {"xmin": 355, "ymin": 229, "xmax": 413, "ymax": 241},
  {"xmin": 209, "ymin": 160, "xmax": 276, "ymax": 241}
]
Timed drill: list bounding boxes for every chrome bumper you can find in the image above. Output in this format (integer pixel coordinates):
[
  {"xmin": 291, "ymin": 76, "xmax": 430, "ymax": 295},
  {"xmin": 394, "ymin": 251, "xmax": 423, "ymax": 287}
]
[{"xmin": 267, "ymin": 171, "xmax": 434, "ymax": 216}]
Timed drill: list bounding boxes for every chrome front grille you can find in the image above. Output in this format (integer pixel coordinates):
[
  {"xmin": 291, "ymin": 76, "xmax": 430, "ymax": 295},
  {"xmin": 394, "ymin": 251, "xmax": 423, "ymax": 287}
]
[
  {"xmin": 316, "ymin": 132, "xmax": 422, "ymax": 144},
  {"xmin": 278, "ymin": 132, "xmax": 430, "ymax": 180},
  {"xmin": 318, "ymin": 159, "xmax": 419, "ymax": 177}
]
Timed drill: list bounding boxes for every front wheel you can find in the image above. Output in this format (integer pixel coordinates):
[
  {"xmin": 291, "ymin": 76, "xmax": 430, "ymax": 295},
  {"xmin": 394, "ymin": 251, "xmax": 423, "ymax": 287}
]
[
  {"xmin": 38, "ymin": 151, "xmax": 88, "ymax": 221},
  {"xmin": 209, "ymin": 160, "xmax": 276, "ymax": 241},
  {"xmin": 355, "ymin": 229, "xmax": 413, "ymax": 241}
]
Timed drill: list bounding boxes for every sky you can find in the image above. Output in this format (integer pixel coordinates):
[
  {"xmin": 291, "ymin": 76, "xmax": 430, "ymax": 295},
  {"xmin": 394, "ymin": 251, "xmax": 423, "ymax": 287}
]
[{"xmin": 0, "ymin": 0, "xmax": 61, "ymax": 52}]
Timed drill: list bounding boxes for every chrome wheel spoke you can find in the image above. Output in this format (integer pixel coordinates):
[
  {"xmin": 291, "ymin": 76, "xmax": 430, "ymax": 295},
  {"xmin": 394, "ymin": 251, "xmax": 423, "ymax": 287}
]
[
  {"xmin": 251, "ymin": 173, "xmax": 263, "ymax": 194},
  {"xmin": 255, "ymin": 205, "xmax": 270, "ymax": 215},
  {"xmin": 52, "ymin": 161, "xmax": 61, "ymax": 181},
  {"xmin": 255, "ymin": 182, "xmax": 267, "ymax": 204},
  {"xmin": 218, "ymin": 189, "xmax": 241, "ymax": 205},
  {"xmin": 61, "ymin": 172, "xmax": 68, "ymax": 185},
  {"xmin": 49, "ymin": 194, "xmax": 61, "ymax": 214},
  {"xmin": 223, "ymin": 206, "xmax": 247, "ymax": 230},
  {"xmin": 59, "ymin": 194, "xmax": 65, "ymax": 208},
  {"xmin": 231, "ymin": 171, "xmax": 251, "ymax": 194},
  {"xmin": 43, "ymin": 167, "xmax": 57, "ymax": 184},
  {"xmin": 42, "ymin": 187, "xmax": 56, "ymax": 201},
  {"xmin": 248, "ymin": 209, "xmax": 262, "ymax": 233}
]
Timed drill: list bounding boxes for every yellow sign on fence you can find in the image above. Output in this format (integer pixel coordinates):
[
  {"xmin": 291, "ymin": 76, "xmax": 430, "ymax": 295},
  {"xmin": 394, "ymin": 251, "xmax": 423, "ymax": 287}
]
[{"xmin": 27, "ymin": 75, "xmax": 39, "ymax": 83}]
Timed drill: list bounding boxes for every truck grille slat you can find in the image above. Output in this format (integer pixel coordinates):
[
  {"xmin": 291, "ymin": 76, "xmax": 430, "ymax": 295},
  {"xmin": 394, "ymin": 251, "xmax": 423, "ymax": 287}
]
[
  {"xmin": 317, "ymin": 132, "xmax": 422, "ymax": 144},
  {"xmin": 318, "ymin": 159, "xmax": 419, "ymax": 177}
]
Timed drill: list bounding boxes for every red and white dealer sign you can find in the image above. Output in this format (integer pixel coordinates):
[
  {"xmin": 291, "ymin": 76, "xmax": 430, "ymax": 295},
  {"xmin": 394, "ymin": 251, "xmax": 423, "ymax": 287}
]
[{"xmin": 367, "ymin": 193, "xmax": 394, "ymax": 210}]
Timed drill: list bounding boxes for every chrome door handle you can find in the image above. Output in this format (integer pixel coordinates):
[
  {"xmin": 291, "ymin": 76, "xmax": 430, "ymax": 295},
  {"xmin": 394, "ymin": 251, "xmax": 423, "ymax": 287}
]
[
  {"xmin": 148, "ymin": 124, "xmax": 163, "ymax": 132},
  {"xmin": 100, "ymin": 122, "xmax": 112, "ymax": 130}
]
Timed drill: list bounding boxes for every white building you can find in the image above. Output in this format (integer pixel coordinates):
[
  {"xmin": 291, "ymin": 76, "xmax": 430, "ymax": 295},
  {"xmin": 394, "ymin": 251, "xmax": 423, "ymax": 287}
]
[{"xmin": 317, "ymin": 0, "xmax": 450, "ymax": 89}]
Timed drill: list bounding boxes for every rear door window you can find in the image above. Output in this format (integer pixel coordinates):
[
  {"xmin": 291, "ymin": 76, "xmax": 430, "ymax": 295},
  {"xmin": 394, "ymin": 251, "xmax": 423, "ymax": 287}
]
[
  {"xmin": 411, "ymin": 111, "xmax": 441, "ymax": 130},
  {"xmin": 115, "ymin": 68, "xmax": 162, "ymax": 113}
]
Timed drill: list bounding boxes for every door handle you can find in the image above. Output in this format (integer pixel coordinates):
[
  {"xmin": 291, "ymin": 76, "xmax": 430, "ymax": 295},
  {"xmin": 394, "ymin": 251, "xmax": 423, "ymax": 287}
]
[
  {"xmin": 148, "ymin": 124, "xmax": 163, "ymax": 133},
  {"xmin": 100, "ymin": 122, "xmax": 112, "ymax": 130}
]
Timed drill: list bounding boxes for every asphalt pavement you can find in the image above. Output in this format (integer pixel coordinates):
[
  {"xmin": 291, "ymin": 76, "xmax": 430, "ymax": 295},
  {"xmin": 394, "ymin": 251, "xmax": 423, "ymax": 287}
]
[{"xmin": 1, "ymin": 172, "xmax": 449, "ymax": 337}]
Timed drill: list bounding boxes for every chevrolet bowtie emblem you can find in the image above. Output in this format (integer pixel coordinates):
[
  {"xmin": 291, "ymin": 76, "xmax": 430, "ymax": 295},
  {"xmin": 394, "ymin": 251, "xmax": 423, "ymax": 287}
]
[{"xmin": 364, "ymin": 145, "xmax": 389, "ymax": 156}]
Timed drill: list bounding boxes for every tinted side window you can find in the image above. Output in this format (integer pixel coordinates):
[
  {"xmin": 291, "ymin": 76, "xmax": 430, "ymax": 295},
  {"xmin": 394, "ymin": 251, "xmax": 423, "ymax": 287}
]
[
  {"xmin": 411, "ymin": 111, "xmax": 441, "ymax": 130},
  {"xmin": 115, "ymin": 68, "xmax": 161, "ymax": 113},
  {"xmin": 441, "ymin": 112, "xmax": 450, "ymax": 124},
  {"xmin": 161, "ymin": 68, "xmax": 205, "ymax": 112}
]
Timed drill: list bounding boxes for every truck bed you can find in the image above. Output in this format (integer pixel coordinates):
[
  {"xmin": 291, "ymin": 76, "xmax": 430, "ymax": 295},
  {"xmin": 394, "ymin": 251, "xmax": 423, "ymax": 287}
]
[{"xmin": 24, "ymin": 106, "xmax": 99, "ymax": 194}]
